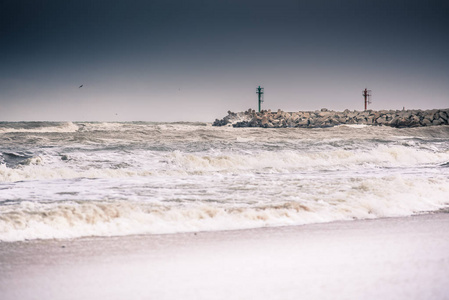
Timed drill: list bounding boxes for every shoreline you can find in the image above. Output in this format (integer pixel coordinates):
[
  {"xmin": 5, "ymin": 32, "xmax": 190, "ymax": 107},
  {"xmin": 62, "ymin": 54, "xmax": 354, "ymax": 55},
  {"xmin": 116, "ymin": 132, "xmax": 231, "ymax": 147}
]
[
  {"xmin": 1, "ymin": 213, "xmax": 449, "ymax": 299},
  {"xmin": 213, "ymin": 108, "xmax": 449, "ymax": 128}
]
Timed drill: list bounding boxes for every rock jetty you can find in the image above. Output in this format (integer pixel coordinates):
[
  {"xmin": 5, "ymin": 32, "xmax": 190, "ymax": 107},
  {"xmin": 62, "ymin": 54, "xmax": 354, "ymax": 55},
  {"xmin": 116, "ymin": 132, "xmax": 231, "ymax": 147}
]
[{"xmin": 213, "ymin": 108, "xmax": 449, "ymax": 128}]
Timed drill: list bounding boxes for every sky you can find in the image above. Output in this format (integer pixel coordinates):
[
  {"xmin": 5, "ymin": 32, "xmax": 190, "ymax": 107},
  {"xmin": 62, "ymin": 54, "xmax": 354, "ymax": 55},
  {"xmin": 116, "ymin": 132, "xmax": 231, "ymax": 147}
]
[{"xmin": 1, "ymin": 0, "xmax": 448, "ymax": 122}]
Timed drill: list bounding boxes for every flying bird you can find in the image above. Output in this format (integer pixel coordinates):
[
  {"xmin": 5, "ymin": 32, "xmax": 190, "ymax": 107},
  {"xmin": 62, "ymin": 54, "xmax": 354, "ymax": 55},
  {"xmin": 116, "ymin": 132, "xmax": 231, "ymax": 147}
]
[{"xmin": 79, "ymin": 85, "xmax": 83, "ymax": 88}]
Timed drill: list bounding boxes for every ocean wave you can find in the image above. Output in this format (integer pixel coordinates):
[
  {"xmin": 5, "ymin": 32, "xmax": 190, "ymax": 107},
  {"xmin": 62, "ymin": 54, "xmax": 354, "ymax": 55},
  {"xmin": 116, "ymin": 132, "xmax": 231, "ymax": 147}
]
[
  {"xmin": 0, "ymin": 122, "xmax": 79, "ymax": 133},
  {"xmin": 0, "ymin": 144, "xmax": 448, "ymax": 182},
  {"xmin": 0, "ymin": 164, "xmax": 150, "ymax": 182},
  {"xmin": 1, "ymin": 122, "xmax": 448, "ymax": 242},
  {"xmin": 168, "ymin": 145, "xmax": 449, "ymax": 173},
  {"xmin": 1, "ymin": 174, "xmax": 447, "ymax": 242},
  {"xmin": 74, "ymin": 122, "xmax": 210, "ymax": 133}
]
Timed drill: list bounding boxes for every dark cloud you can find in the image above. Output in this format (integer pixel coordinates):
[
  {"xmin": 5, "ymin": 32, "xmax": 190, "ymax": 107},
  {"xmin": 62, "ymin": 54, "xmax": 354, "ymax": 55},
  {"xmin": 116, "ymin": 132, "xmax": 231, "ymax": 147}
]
[{"xmin": 1, "ymin": 0, "xmax": 448, "ymax": 121}]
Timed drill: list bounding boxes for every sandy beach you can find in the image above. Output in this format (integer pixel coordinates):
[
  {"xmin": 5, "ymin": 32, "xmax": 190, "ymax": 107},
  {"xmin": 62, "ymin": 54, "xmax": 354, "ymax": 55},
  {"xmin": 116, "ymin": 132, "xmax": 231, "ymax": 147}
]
[{"xmin": 1, "ymin": 213, "xmax": 449, "ymax": 300}]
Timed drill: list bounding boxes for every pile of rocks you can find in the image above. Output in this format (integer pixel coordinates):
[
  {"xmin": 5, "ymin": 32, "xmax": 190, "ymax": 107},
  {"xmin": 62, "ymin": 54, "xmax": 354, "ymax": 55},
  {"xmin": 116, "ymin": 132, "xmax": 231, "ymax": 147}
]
[
  {"xmin": 212, "ymin": 108, "xmax": 449, "ymax": 128},
  {"xmin": 211, "ymin": 111, "xmax": 240, "ymax": 126}
]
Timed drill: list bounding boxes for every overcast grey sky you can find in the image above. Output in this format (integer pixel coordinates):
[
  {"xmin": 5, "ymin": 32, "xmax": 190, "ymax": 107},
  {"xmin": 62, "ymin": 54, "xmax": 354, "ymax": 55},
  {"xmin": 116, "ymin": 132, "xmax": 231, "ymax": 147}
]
[{"xmin": 1, "ymin": 0, "xmax": 448, "ymax": 121}]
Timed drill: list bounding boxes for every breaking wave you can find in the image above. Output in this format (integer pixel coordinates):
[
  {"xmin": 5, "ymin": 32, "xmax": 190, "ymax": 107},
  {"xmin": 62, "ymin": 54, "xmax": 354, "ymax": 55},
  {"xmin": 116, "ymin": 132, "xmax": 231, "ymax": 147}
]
[
  {"xmin": 0, "ymin": 174, "xmax": 447, "ymax": 242},
  {"xmin": 0, "ymin": 122, "xmax": 79, "ymax": 133},
  {"xmin": 1, "ymin": 122, "xmax": 448, "ymax": 242},
  {"xmin": 0, "ymin": 144, "xmax": 448, "ymax": 182},
  {"xmin": 168, "ymin": 145, "xmax": 449, "ymax": 173}
]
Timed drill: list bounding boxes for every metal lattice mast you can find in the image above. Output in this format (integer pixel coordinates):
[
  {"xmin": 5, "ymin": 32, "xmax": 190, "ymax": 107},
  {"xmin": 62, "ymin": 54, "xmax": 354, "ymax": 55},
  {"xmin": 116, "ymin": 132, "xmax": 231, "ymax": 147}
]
[
  {"xmin": 256, "ymin": 86, "xmax": 264, "ymax": 112},
  {"xmin": 363, "ymin": 88, "xmax": 372, "ymax": 111}
]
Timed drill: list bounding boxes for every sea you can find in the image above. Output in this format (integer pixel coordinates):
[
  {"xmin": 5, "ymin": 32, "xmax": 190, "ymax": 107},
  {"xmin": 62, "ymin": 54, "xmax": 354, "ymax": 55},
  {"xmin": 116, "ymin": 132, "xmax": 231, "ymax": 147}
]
[{"xmin": 0, "ymin": 121, "xmax": 448, "ymax": 242}]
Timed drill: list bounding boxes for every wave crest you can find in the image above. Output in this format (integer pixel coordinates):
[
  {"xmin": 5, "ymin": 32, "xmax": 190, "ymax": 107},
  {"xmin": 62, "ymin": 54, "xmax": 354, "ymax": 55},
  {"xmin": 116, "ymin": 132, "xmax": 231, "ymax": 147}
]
[
  {"xmin": 0, "ymin": 122, "xmax": 79, "ymax": 133},
  {"xmin": 168, "ymin": 145, "xmax": 449, "ymax": 173},
  {"xmin": 1, "ymin": 145, "xmax": 448, "ymax": 182},
  {"xmin": 1, "ymin": 174, "xmax": 448, "ymax": 242}
]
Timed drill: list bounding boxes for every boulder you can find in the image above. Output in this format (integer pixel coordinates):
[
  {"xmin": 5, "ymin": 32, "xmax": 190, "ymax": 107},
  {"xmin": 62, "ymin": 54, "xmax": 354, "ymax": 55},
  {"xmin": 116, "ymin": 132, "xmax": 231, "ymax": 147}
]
[
  {"xmin": 432, "ymin": 119, "xmax": 443, "ymax": 126},
  {"xmin": 424, "ymin": 114, "xmax": 434, "ymax": 121},
  {"xmin": 291, "ymin": 113, "xmax": 300, "ymax": 122},
  {"xmin": 421, "ymin": 119, "xmax": 432, "ymax": 126},
  {"xmin": 318, "ymin": 111, "xmax": 332, "ymax": 117},
  {"xmin": 297, "ymin": 119, "xmax": 308, "ymax": 126},
  {"xmin": 376, "ymin": 117, "xmax": 388, "ymax": 125},
  {"xmin": 313, "ymin": 118, "xmax": 325, "ymax": 127},
  {"xmin": 409, "ymin": 116, "xmax": 421, "ymax": 127},
  {"xmin": 261, "ymin": 116, "xmax": 269, "ymax": 125}
]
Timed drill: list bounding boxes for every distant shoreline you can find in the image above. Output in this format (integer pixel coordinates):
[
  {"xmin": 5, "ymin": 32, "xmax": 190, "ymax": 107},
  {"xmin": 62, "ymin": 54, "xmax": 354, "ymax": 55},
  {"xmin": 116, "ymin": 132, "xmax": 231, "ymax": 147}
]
[{"xmin": 213, "ymin": 108, "xmax": 449, "ymax": 128}]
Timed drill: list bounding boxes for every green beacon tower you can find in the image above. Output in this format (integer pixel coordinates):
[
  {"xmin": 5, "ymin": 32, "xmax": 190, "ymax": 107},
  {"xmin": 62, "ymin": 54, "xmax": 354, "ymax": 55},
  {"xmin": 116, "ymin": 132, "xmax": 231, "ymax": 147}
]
[{"xmin": 256, "ymin": 86, "xmax": 264, "ymax": 112}]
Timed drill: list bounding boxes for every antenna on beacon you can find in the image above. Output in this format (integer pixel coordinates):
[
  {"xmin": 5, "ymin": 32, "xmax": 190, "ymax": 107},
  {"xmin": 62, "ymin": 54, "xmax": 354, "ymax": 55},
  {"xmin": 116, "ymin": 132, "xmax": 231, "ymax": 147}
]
[
  {"xmin": 256, "ymin": 86, "xmax": 264, "ymax": 112},
  {"xmin": 362, "ymin": 88, "xmax": 372, "ymax": 111}
]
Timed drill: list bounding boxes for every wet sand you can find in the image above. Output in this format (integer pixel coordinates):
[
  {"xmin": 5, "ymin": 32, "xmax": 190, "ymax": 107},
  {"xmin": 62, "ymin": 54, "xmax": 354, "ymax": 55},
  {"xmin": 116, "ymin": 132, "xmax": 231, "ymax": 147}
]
[{"xmin": 1, "ymin": 213, "xmax": 449, "ymax": 300}]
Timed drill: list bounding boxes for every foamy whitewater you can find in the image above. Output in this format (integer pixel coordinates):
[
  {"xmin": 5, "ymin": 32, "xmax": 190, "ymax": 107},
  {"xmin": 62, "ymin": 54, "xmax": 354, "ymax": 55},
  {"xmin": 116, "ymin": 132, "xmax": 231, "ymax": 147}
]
[{"xmin": 1, "ymin": 122, "xmax": 448, "ymax": 242}]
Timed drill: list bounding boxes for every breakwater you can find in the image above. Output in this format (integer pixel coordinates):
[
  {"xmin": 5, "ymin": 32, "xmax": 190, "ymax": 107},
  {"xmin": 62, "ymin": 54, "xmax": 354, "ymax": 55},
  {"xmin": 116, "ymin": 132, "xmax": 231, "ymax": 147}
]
[{"xmin": 213, "ymin": 108, "xmax": 449, "ymax": 128}]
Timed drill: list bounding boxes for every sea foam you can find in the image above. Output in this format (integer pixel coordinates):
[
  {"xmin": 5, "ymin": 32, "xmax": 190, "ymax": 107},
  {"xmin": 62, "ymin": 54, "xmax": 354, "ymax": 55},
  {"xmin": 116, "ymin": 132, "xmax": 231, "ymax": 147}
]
[
  {"xmin": 1, "ymin": 144, "xmax": 447, "ymax": 182},
  {"xmin": 1, "ymin": 122, "xmax": 448, "ymax": 241},
  {"xmin": 0, "ymin": 174, "xmax": 448, "ymax": 241}
]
